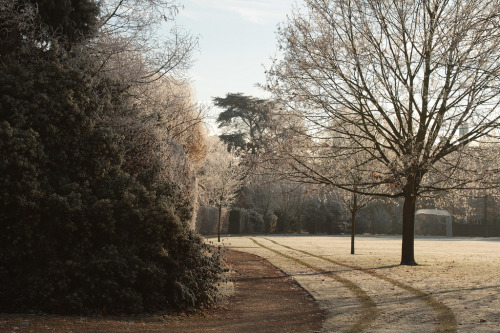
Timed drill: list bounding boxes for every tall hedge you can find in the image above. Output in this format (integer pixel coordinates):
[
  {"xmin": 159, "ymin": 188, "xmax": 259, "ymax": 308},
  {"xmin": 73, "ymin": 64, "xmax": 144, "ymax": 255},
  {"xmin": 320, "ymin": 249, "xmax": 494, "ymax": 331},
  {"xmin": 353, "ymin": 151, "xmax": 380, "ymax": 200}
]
[{"xmin": 0, "ymin": 61, "xmax": 222, "ymax": 314}]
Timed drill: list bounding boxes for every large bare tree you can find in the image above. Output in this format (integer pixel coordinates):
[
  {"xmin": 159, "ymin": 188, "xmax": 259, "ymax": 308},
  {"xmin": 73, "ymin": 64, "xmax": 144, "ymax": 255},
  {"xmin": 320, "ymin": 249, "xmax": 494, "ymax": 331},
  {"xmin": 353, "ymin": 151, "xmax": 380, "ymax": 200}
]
[{"xmin": 267, "ymin": 0, "xmax": 500, "ymax": 265}]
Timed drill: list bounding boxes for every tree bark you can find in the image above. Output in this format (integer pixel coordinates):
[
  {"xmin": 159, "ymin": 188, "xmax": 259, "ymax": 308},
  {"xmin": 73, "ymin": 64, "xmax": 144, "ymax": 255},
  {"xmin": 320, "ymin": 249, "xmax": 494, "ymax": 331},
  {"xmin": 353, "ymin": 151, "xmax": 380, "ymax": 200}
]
[
  {"xmin": 350, "ymin": 192, "xmax": 357, "ymax": 255},
  {"xmin": 401, "ymin": 178, "xmax": 418, "ymax": 265},
  {"xmin": 484, "ymin": 195, "xmax": 489, "ymax": 237},
  {"xmin": 217, "ymin": 203, "xmax": 222, "ymax": 242}
]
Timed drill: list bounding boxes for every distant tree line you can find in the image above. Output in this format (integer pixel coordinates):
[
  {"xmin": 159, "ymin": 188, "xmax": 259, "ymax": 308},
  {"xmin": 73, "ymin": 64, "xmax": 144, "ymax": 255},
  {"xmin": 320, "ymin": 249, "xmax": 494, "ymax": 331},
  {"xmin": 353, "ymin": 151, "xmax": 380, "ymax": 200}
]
[{"xmin": 198, "ymin": 85, "xmax": 500, "ymax": 246}]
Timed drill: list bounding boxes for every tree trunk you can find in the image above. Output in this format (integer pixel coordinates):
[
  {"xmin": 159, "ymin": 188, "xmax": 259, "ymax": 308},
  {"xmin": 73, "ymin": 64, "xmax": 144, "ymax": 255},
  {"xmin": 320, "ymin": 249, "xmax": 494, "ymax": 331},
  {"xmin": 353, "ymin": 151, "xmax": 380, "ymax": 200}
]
[
  {"xmin": 484, "ymin": 195, "xmax": 489, "ymax": 237},
  {"xmin": 401, "ymin": 178, "xmax": 418, "ymax": 265},
  {"xmin": 350, "ymin": 192, "xmax": 357, "ymax": 255},
  {"xmin": 217, "ymin": 203, "xmax": 222, "ymax": 242}
]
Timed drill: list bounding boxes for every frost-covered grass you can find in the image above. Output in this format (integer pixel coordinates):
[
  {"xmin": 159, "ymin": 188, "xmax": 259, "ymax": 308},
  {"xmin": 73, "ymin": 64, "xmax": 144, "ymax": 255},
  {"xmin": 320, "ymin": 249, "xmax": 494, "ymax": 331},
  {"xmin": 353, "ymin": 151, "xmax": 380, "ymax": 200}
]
[{"xmin": 210, "ymin": 235, "xmax": 500, "ymax": 333}]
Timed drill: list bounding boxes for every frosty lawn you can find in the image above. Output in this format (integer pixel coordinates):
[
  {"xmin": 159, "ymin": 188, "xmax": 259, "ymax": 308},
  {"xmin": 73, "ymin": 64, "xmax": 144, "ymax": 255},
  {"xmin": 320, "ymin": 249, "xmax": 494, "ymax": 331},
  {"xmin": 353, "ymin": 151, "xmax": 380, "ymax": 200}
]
[{"xmin": 210, "ymin": 235, "xmax": 500, "ymax": 333}]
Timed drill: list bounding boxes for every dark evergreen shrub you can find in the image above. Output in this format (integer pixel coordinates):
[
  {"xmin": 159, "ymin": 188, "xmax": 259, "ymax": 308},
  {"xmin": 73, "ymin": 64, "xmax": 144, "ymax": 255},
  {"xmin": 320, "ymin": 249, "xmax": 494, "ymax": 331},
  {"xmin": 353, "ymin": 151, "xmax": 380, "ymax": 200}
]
[
  {"xmin": 246, "ymin": 209, "xmax": 264, "ymax": 233},
  {"xmin": 228, "ymin": 207, "xmax": 249, "ymax": 234},
  {"xmin": 302, "ymin": 197, "xmax": 343, "ymax": 234},
  {"xmin": 263, "ymin": 213, "xmax": 277, "ymax": 234},
  {"xmin": 195, "ymin": 206, "xmax": 219, "ymax": 235},
  {"xmin": 0, "ymin": 61, "xmax": 222, "ymax": 315}
]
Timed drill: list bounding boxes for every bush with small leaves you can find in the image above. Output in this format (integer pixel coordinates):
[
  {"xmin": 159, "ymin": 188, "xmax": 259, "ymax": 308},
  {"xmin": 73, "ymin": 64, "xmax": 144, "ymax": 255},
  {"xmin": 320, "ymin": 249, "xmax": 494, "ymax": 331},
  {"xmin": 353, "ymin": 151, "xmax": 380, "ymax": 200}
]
[{"xmin": 0, "ymin": 61, "xmax": 222, "ymax": 315}]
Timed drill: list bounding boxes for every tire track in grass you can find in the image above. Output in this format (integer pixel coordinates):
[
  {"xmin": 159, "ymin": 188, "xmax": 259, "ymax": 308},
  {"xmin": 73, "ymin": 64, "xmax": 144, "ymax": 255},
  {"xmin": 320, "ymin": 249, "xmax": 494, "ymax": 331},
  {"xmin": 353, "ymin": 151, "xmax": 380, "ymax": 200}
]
[
  {"xmin": 250, "ymin": 238, "xmax": 377, "ymax": 333},
  {"xmin": 264, "ymin": 238, "xmax": 458, "ymax": 333}
]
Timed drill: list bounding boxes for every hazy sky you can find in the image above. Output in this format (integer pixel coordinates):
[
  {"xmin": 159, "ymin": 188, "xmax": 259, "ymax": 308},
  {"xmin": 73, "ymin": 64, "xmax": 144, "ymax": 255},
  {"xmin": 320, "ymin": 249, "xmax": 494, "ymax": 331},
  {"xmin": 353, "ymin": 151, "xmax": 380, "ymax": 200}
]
[{"xmin": 175, "ymin": 0, "xmax": 296, "ymax": 109}]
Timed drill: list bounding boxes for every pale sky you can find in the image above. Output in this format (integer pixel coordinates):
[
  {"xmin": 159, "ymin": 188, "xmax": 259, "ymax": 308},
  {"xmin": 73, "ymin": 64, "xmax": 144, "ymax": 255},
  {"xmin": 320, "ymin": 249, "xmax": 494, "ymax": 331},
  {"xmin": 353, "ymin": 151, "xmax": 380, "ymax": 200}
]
[{"xmin": 175, "ymin": 0, "xmax": 297, "ymax": 109}]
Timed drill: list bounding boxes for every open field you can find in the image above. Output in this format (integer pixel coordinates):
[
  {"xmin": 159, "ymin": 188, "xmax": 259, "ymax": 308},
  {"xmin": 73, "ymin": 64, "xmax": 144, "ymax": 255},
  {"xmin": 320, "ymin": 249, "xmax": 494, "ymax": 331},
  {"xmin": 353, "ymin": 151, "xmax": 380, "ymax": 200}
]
[{"xmin": 209, "ymin": 235, "xmax": 500, "ymax": 333}]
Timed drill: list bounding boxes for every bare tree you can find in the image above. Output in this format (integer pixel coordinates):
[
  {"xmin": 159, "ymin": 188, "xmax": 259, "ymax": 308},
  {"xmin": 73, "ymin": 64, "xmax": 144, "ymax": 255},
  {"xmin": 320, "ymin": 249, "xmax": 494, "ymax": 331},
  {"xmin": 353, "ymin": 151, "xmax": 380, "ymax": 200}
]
[
  {"xmin": 79, "ymin": 1, "xmax": 207, "ymax": 229},
  {"xmin": 134, "ymin": 76, "xmax": 209, "ymax": 170},
  {"xmin": 333, "ymin": 187, "xmax": 373, "ymax": 254},
  {"xmin": 198, "ymin": 137, "xmax": 243, "ymax": 242},
  {"xmin": 87, "ymin": 0, "xmax": 196, "ymax": 85},
  {"xmin": 432, "ymin": 141, "xmax": 500, "ymax": 228},
  {"xmin": 242, "ymin": 174, "xmax": 279, "ymax": 233},
  {"xmin": 274, "ymin": 182, "xmax": 307, "ymax": 233},
  {"xmin": 267, "ymin": 0, "xmax": 500, "ymax": 265},
  {"xmin": 320, "ymin": 125, "xmax": 376, "ymax": 253}
]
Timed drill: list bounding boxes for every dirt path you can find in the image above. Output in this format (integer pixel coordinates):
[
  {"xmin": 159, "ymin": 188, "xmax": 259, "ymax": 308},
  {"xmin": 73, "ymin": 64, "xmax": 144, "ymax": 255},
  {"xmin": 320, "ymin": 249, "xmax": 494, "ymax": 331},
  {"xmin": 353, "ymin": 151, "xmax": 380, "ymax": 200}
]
[
  {"xmin": 0, "ymin": 250, "xmax": 326, "ymax": 333},
  {"xmin": 166, "ymin": 249, "xmax": 326, "ymax": 332}
]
